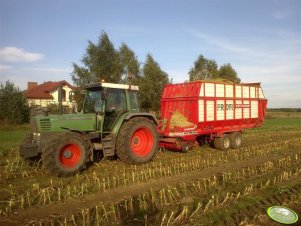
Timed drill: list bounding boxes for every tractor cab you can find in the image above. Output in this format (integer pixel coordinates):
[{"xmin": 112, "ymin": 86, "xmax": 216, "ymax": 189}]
[{"xmin": 83, "ymin": 83, "xmax": 140, "ymax": 131}]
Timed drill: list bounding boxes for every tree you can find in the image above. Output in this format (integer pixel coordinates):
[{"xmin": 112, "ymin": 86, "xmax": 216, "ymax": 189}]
[
  {"xmin": 119, "ymin": 43, "xmax": 140, "ymax": 83},
  {"xmin": 218, "ymin": 63, "xmax": 240, "ymax": 83},
  {"xmin": 138, "ymin": 54, "xmax": 170, "ymax": 111},
  {"xmin": 72, "ymin": 31, "xmax": 122, "ymax": 86},
  {"xmin": 189, "ymin": 55, "xmax": 218, "ymax": 81},
  {"xmin": 72, "ymin": 32, "xmax": 141, "ymax": 87},
  {"xmin": 218, "ymin": 63, "xmax": 241, "ymax": 83},
  {"xmin": 189, "ymin": 54, "xmax": 241, "ymax": 84},
  {"xmin": 0, "ymin": 81, "xmax": 30, "ymax": 124}
]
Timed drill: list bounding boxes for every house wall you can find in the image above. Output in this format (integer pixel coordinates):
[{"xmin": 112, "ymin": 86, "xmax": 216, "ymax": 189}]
[
  {"xmin": 27, "ymin": 85, "xmax": 77, "ymax": 112},
  {"xmin": 27, "ymin": 99, "xmax": 56, "ymax": 107},
  {"xmin": 49, "ymin": 85, "xmax": 74, "ymax": 107}
]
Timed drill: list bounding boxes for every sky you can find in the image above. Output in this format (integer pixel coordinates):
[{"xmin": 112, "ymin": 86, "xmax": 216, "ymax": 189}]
[{"xmin": 0, "ymin": 0, "xmax": 300, "ymax": 108}]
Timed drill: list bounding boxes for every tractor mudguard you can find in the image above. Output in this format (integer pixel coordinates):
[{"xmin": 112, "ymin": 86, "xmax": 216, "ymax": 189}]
[{"xmin": 124, "ymin": 113, "xmax": 158, "ymax": 125}]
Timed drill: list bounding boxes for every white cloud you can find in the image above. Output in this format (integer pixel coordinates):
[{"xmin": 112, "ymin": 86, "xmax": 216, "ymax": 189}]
[
  {"xmin": 0, "ymin": 65, "xmax": 12, "ymax": 72},
  {"xmin": 29, "ymin": 67, "xmax": 70, "ymax": 73},
  {"xmin": 188, "ymin": 30, "xmax": 250, "ymax": 53},
  {"xmin": 0, "ymin": 47, "xmax": 44, "ymax": 62}
]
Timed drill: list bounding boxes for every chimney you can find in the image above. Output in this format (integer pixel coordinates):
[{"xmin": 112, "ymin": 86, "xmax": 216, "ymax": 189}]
[{"xmin": 27, "ymin": 82, "xmax": 38, "ymax": 90}]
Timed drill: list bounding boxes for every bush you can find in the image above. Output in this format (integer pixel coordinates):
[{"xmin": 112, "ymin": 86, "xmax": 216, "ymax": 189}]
[{"xmin": 0, "ymin": 81, "xmax": 30, "ymax": 124}]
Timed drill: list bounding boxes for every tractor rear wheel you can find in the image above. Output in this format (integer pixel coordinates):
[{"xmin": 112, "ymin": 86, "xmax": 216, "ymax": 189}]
[
  {"xmin": 41, "ymin": 133, "xmax": 91, "ymax": 177},
  {"xmin": 214, "ymin": 134, "xmax": 231, "ymax": 151},
  {"xmin": 116, "ymin": 117, "xmax": 158, "ymax": 164},
  {"xmin": 230, "ymin": 132, "xmax": 242, "ymax": 149}
]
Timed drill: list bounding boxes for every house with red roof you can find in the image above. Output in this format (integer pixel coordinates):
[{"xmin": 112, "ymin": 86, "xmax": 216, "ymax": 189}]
[{"xmin": 24, "ymin": 80, "xmax": 77, "ymax": 111}]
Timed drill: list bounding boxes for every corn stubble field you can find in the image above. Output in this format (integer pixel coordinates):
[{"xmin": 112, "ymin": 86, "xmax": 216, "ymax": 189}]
[{"xmin": 0, "ymin": 114, "xmax": 301, "ymax": 225}]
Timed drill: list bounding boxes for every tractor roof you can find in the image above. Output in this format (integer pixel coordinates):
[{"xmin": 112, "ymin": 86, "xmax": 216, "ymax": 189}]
[{"xmin": 85, "ymin": 82, "xmax": 139, "ymax": 91}]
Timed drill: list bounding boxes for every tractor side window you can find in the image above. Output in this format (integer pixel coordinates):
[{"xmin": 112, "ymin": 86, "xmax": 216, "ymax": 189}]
[
  {"xmin": 128, "ymin": 91, "xmax": 140, "ymax": 112},
  {"xmin": 106, "ymin": 89, "xmax": 127, "ymax": 112},
  {"xmin": 84, "ymin": 91, "xmax": 103, "ymax": 113}
]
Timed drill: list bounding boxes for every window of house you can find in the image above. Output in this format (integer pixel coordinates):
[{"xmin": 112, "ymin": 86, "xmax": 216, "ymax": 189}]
[{"xmin": 61, "ymin": 89, "xmax": 66, "ymax": 102}]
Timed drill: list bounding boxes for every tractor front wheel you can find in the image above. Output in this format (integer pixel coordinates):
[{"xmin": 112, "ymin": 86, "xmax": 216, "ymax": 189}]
[
  {"xmin": 19, "ymin": 133, "xmax": 40, "ymax": 166},
  {"xmin": 116, "ymin": 117, "xmax": 158, "ymax": 164},
  {"xmin": 42, "ymin": 133, "xmax": 91, "ymax": 177}
]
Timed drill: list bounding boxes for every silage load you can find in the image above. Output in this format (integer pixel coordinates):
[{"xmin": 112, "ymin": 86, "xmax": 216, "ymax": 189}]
[{"xmin": 169, "ymin": 111, "xmax": 194, "ymax": 128}]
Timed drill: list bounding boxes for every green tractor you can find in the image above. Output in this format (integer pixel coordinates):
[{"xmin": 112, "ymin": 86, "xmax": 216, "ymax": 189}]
[{"xmin": 19, "ymin": 83, "xmax": 158, "ymax": 176}]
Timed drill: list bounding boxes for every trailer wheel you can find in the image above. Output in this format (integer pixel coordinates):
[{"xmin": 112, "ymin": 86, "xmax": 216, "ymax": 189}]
[
  {"xmin": 42, "ymin": 133, "xmax": 90, "ymax": 177},
  {"xmin": 214, "ymin": 134, "xmax": 231, "ymax": 151},
  {"xmin": 181, "ymin": 142, "xmax": 191, "ymax": 153},
  {"xmin": 230, "ymin": 132, "xmax": 242, "ymax": 149},
  {"xmin": 116, "ymin": 117, "xmax": 158, "ymax": 164}
]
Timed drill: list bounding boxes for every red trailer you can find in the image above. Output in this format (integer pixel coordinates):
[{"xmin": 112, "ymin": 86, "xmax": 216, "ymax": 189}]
[{"xmin": 157, "ymin": 81, "xmax": 267, "ymax": 151}]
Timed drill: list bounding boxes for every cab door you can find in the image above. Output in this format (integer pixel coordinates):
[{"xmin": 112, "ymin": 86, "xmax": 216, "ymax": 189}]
[{"xmin": 103, "ymin": 88, "xmax": 127, "ymax": 131}]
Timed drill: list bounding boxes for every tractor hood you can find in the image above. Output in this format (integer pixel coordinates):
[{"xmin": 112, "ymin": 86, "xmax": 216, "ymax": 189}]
[{"xmin": 32, "ymin": 113, "xmax": 96, "ymax": 133}]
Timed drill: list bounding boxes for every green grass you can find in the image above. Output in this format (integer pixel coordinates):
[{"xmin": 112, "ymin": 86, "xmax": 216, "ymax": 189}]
[
  {"xmin": 266, "ymin": 111, "xmax": 301, "ymax": 119},
  {"xmin": 0, "ymin": 130, "xmax": 29, "ymax": 147},
  {"xmin": 262, "ymin": 118, "xmax": 301, "ymax": 128},
  {"xmin": 0, "ymin": 129, "xmax": 29, "ymax": 157}
]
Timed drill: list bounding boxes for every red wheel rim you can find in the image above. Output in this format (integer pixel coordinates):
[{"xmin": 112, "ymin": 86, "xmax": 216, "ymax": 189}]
[
  {"xmin": 131, "ymin": 128, "xmax": 154, "ymax": 157},
  {"xmin": 59, "ymin": 144, "xmax": 81, "ymax": 168}
]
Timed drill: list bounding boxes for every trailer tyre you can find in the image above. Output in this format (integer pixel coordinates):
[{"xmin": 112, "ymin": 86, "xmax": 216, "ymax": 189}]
[
  {"xmin": 181, "ymin": 142, "xmax": 191, "ymax": 153},
  {"xmin": 116, "ymin": 117, "xmax": 158, "ymax": 164},
  {"xmin": 42, "ymin": 133, "xmax": 90, "ymax": 177},
  {"xmin": 230, "ymin": 132, "xmax": 242, "ymax": 149},
  {"xmin": 214, "ymin": 134, "xmax": 231, "ymax": 151}
]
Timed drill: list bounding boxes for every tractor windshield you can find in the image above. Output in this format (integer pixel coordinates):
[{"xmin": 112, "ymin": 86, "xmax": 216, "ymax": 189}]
[{"xmin": 83, "ymin": 90, "xmax": 104, "ymax": 113}]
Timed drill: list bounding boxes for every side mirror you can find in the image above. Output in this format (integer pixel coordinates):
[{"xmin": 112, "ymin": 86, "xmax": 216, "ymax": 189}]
[{"xmin": 101, "ymin": 90, "xmax": 106, "ymax": 101}]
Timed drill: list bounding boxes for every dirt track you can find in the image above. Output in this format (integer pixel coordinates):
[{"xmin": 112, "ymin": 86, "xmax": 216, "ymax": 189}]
[{"xmin": 1, "ymin": 146, "xmax": 300, "ymax": 225}]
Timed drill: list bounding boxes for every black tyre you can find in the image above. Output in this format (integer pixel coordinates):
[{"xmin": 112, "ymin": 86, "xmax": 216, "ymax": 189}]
[
  {"xmin": 19, "ymin": 133, "xmax": 40, "ymax": 165},
  {"xmin": 230, "ymin": 132, "xmax": 242, "ymax": 149},
  {"xmin": 181, "ymin": 142, "xmax": 191, "ymax": 153},
  {"xmin": 116, "ymin": 117, "xmax": 158, "ymax": 164},
  {"xmin": 41, "ymin": 133, "xmax": 91, "ymax": 177},
  {"xmin": 214, "ymin": 134, "xmax": 231, "ymax": 151}
]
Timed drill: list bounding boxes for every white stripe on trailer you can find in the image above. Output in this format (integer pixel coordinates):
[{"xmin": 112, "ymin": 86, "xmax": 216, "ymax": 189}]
[
  {"xmin": 243, "ymin": 86, "xmax": 249, "ymax": 98},
  {"xmin": 243, "ymin": 100, "xmax": 250, "ymax": 118},
  {"xmin": 216, "ymin": 84, "xmax": 224, "ymax": 97},
  {"xmin": 251, "ymin": 100, "xmax": 259, "ymax": 118},
  {"xmin": 226, "ymin": 100, "xmax": 234, "ymax": 119},
  {"xmin": 216, "ymin": 100, "xmax": 224, "ymax": 120},
  {"xmin": 250, "ymin": 87, "xmax": 256, "ymax": 98},
  {"xmin": 225, "ymin": 85, "xmax": 234, "ymax": 97},
  {"xmin": 259, "ymin": 88, "xmax": 265, "ymax": 98},
  {"xmin": 198, "ymin": 100, "xmax": 204, "ymax": 122},
  {"xmin": 235, "ymin": 85, "xmax": 242, "ymax": 98},
  {"xmin": 235, "ymin": 100, "xmax": 242, "ymax": 119},
  {"xmin": 206, "ymin": 100, "xmax": 214, "ymax": 121},
  {"xmin": 199, "ymin": 84, "xmax": 204, "ymax": 96},
  {"xmin": 205, "ymin": 83, "xmax": 215, "ymax": 97}
]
